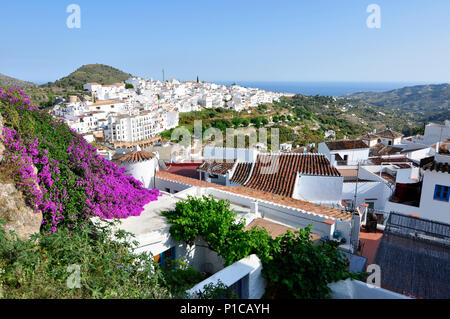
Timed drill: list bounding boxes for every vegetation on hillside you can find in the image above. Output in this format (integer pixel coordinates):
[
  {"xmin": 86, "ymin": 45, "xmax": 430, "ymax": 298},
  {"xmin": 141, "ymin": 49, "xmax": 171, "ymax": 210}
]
[
  {"xmin": 43, "ymin": 64, "xmax": 132, "ymax": 88},
  {"xmin": 347, "ymin": 83, "xmax": 450, "ymax": 123},
  {"xmin": 0, "ymin": 220, "xmax": 170, "ymax": 298}
]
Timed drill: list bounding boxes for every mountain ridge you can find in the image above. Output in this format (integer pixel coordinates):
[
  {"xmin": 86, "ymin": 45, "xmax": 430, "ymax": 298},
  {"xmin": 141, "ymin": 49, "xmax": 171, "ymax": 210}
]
[
  {"xmin": 0, "ymin": 73, "xmax": 37, "ymax": 88},
  {"xmin": 346, "ymin": 83, "xmax": 450, "ymax": 111}
]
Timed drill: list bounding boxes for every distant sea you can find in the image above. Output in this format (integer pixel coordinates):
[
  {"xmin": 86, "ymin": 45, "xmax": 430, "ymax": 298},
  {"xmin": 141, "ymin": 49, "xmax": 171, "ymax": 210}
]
[{"xmin": 216, "ymin": 81, "xmax": 426, "ymax": 97}]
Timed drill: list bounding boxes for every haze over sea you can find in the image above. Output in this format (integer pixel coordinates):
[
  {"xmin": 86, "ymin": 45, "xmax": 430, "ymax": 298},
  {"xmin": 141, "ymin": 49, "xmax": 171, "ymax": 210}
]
[{"xmin": 216, "ymin": 81, "xmax": 429, "ymax": 97}]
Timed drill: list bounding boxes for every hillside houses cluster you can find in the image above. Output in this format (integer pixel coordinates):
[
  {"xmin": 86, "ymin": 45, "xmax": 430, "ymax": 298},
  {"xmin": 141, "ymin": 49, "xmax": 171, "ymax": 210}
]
[
  {"xmin": 126, "ymin": 77, "xmax": 287, "ymax": 112},
  {"xmin": 51, "ymin": 78, "xmax": 287, "ymax": 147}
]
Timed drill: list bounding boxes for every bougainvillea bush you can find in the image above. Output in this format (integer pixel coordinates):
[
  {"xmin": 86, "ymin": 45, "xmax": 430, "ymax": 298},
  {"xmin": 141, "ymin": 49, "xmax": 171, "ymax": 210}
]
[{"xmin": 0, "ymin": 87, "xmax": 160, "ymax": 233}]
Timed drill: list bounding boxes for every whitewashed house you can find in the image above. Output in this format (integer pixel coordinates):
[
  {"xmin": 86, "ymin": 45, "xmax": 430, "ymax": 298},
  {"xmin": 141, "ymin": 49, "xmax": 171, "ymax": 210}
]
[
  {"xmin": 385, "ymin": 142, "xmax": 450, "ymax": 224},
  {"xmin": 319, "ymin": 140, "xmax": 370, "ymax": 166}
]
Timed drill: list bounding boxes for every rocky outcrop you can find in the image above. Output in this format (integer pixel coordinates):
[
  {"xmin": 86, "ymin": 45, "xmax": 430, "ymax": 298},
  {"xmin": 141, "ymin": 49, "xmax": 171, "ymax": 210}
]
[
  {"xmin": 0, "ymin": 183, "xmax": 42, "ymax": 240},
  {"xmin": 0, "ymin": 112, "xmax": 42, "ymax": 239}
]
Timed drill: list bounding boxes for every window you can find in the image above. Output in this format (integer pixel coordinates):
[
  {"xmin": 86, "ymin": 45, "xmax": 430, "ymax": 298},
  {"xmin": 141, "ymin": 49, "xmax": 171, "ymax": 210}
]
[
  {"xmin": 434, "ymin": 185, "xmax": 449, "ymax": 202},
  {"xmin": 153, "ymin": 247, "xmax": 176, "ymax": 267},
  {"xmin": 365, "ymin": 201, "xmax": 375, "ymax": 209}
]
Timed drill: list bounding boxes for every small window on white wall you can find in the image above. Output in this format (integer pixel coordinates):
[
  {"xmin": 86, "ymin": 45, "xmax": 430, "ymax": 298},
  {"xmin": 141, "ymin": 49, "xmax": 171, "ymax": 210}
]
[{"xmin": 434, "ymin": 185, "xmax": 449, "ymax": 202}]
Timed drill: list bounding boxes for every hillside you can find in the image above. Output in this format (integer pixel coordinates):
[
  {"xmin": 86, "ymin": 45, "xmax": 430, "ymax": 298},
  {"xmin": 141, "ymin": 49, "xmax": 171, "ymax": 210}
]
[
  {"xmin": 346, "ymin": 84, "xmax": 450, "ymax": 120},
  {"xmin": 0, "ymin": 73, "xmax": 37, "ymax": 88},
  {"xmin": 0, "ymin": 87, "xmax": 158, "ymax": 233},
  {"xmin": 44, "ymin": 63, "xmax": 133, "ymax": 88}
]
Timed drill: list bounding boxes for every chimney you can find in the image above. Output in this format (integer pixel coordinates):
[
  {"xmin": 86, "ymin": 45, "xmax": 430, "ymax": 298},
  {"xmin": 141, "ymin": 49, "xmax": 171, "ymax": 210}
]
[{"xmin": 330, "ymin": 154, "xmax": 337, "ymax": 167}]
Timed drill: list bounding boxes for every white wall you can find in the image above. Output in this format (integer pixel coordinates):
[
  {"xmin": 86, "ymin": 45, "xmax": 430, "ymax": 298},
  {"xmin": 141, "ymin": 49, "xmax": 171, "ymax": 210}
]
[
  {"xmin": 406, "ymin": 147, "xmax": 433, "ymax": 161},
  {"xmin": 318, "ymin": 143, "xmax": 369, "ymax": 165},
  {"xmin": 328, "ymin": 279, "xmax": 410, "ymax": 299},
  {"xmin": 155, "ymin": 177, "xmax": 192, "ymax": 194},
  {"xmin": 396, "ymin": 167, "xmax": 420, "ymax": 184},
  {"xmin": 342, "ymin": 181, "xmax": 391, "ymax": 211},
  {"xmin": 318, "ymin": 143, "xmax": 331, "ymax": 160},
  {"xmin": 187, "ymin": 254, "xmax": 265, "ymax": 299},
  {"xmin": 384, "ymin": 201, "xmax": 422, "ymax": 216},
  {"xmin": 121, "ymin": 158, "xmax": 158, "ymax": 189},
  {"xmin": 293, "ymin": 174, "xmax": 343, "ymax": 204},
  {"xmin": 177, "ymin": 239, "xmax": 225, "ymax": 275},
  {"xmin": 424, "ymin": 123, "xmax": 450, "ymax": 145},
  {"xmin": 418, "ymin": 170, "xmax": 450, "ymax": 224}
]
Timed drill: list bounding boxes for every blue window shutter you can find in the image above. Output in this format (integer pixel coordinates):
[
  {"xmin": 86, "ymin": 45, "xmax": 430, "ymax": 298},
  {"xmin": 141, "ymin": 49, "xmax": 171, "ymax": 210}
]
[
  {"xmin": 434, "ymin": 185, "xmax": 450, "ymax": 201},
  {"xmin": 434, "ymin": 185, "xmax": 442, "ymax": 199}
]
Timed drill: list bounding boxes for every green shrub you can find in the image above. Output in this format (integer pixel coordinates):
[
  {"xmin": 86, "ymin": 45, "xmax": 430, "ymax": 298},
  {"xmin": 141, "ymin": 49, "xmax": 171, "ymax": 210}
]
[{"xmin": 0, "ymin": 219, "xmax": 170, "ymax": 299}]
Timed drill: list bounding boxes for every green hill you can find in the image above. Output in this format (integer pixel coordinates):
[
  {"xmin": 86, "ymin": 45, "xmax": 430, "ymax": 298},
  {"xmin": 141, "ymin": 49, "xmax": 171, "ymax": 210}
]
[
  {"xmin": 0, "ymin": 73, "xmax": 37, "ymax": 88},
  {"xmin": 44, "ymin": 63, "xmax": 133, "ymax": 88},
  {"xmin": 347, "ymin": 83, "xmax": 450, "ymax": 112}
]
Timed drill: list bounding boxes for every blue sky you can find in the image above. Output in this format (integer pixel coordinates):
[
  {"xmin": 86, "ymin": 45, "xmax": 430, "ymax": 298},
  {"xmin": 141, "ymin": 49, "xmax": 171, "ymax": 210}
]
[{"xmin": 1, "ymin": 0, "xmax": 449, "ymax": 83}]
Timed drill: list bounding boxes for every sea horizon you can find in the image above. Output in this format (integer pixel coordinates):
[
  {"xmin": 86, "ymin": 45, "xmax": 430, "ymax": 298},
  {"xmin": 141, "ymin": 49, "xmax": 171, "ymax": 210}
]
[{"xmin": 214, "ymin": 81, "xmax": 440, "ymax": 97}]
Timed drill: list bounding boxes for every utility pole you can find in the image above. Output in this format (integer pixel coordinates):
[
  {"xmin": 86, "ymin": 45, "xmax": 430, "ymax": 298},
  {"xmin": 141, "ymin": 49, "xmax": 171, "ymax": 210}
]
[
  {"xmin": 353, "ymin": 161, "xmax": 360, "ymax": 211},
  {"xmin": 162, "ymin": 69, "xmax": 165, "ymax": 82}
]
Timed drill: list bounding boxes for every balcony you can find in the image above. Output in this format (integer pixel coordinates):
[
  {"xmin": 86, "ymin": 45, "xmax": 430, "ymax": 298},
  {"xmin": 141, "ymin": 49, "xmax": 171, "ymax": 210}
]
[{"xmin": 389, "ymin": 182, "xmax": 422, "ymax": 208}]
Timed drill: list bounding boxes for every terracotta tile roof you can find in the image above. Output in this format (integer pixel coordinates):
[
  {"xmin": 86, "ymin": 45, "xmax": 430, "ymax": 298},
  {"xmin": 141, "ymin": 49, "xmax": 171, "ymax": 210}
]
[
  {"xmin": 115, "ymin": 150, "xmax": 156, "ymax": 163},
  {"xmin": 376, "ymin": 172, "xmax": 396, "ymax": 184},
  {"xmin": 166, "ymin": 163, "xmax": 202, "ymax": 180},
  {"xmin": 225, "ymin": 186, "xmax": 352, "ymax": 221},
  {"xmin": 325, "ymin": 139, "xmax": 369, "ymax": 151},
  {"xmin": 359, "ymin": 228, "xmax": 384, "ymax": 266},
  {"xmin": 376, "ymin": 129, "xmax": 404, "ymax": 139},
  {"xmin": 359, "ymin": 132, "xmax": 380, "ymax": 141},
  {"xmin": 155, "ymin": 170, "xmax": 352, "ymax": 221},
  {"xmin": 369, "ymin": 144, "xmax": 403, "ymax": 156},
  {"xmin": 243, "ymin": 154, "xmax": 340, "ymax": 197},
  {"xmin": 197, "ymin": 160, "xmax": 236, "ymax": 175},
  {"xmin": 88, "ymin": 100, "xmax": 122, "ymax": 107},
  {"xmin": 230, "ymin": 162, "xmax": 253, "ymax": 185},
  {"xmin": 422, "ymin": 161, "xmax": 450, "ymax": 174},
  {"xmin": 246, "ymin": 218, "xmax": 321, "ymax": 241}
]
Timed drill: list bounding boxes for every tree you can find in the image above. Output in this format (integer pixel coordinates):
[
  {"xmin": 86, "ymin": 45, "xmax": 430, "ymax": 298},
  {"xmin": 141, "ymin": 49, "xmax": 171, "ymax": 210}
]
[
  {"xmin": 231, "ymin": 118, "xmax": 242, "ymax": 128},
  {"xmin": 262, "ymin": 227, "xmax": 358, "ymax": 299},
  {"xmin": 125, "ymin": 83, "xmax": 134, "ymax": 89}
]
